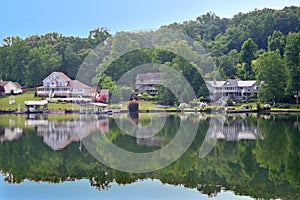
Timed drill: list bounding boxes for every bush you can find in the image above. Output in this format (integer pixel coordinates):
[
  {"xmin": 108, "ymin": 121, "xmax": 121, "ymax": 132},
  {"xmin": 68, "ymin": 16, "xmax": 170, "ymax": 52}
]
[
  {"xmin": 226, "ymin": 99, "xmax": 235, "ymax": 106},
  {"xmin": 121, "ymin": 87, "xmax": 134, "ymax": 101}
]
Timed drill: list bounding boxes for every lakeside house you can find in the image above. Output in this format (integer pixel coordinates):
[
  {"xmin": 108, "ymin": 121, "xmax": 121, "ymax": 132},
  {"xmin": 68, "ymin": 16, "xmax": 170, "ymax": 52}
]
[
  {"xmin": 36, "ymin": 71, "xmax": 95, "ymax": 97},
  {"xmin": 135, "ymin": 73, "xmax": 162, "ymax": 93},
  {"xmin": 134, "ymin": 72, "xmax": 258, "ymax": 103},
  {"xmin": 205, "ymin": 78, "xmax": 258, "ymax": 102},
  {"xmin": 0, "ymin": 81, "xmax": 23, "ymax": 95}
]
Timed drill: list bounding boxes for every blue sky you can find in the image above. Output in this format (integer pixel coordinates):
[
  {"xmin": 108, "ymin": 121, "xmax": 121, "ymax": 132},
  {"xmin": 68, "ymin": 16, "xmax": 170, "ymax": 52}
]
[
  {"xmin": 0, "ymin": 0, "xmax": 299, "ymax": 41},
  {"xmin": 0, "ymin": 177, "xmax": 253, "ymax": 200}
]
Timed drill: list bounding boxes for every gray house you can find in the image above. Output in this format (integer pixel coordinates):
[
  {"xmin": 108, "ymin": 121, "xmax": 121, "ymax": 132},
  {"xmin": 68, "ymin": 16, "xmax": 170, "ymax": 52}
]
[
  {"xmin": 206, "ymin": 78, "xmax": 258, "ymax": 102},
  {"xmin": 135, "ymin": 73, "xmax": 162, "ymax": 93}
]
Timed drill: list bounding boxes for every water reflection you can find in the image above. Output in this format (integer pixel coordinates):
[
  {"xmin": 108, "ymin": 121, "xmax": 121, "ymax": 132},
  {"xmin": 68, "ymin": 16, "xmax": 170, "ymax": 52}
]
[
  {"xmin": 0, "ymin": 127, "xmax": 23, "ymax": 142},
  {"xmin": 0, "ymin": 113, "xmax": 262, "ymax": 150},
  {"xmin": 0, "ymin": 113, "xmax": 299, "ymax": 199},
  {"xmin": 210, "ymin": 115, "xmax": 260, "ymax": 141}
]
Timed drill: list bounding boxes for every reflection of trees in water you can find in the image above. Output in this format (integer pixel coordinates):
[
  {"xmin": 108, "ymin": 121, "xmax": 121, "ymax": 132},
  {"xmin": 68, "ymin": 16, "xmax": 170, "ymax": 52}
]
[{"xmin": 0, "ymin": 114, "xmax": 299, "ymax": 199}]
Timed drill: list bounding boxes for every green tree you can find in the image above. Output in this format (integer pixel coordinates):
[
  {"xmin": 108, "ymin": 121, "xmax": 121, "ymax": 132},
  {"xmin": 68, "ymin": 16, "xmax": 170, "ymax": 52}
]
[
  {"xmin": 0, "ymin": 37, "xmax": 29, "ymax": 84},
  {"xmin": 87, "ymin": 27, "xmax": 111, "ymax": 48},
  {"xmin": 97, "ymin": 74, "xmax": 117, "ymax": 101},
  {"xmin": 267, "ymin": 30, "xmax": 286, "ymax": 56},
  {"xmin": 240, "ymin": 38, "xmax": 258, "ymax": 80},
  {"xmin": 216, "ymin": 49, "xmax": 238, "ymax": 78},
  {"xmin": 24, "ymin": 42, "xmax": 62, "ymax": 87},
  {"xmin": 156, "ymin": 85, "xmax": 177, "ymax": 106},
  {"xmin": 253, "ymin": 50, "xmax": 287, "ymax": 102},
  {"xmin": 284, "ymin": 32, "xmax": 300, "ymax": 103}
]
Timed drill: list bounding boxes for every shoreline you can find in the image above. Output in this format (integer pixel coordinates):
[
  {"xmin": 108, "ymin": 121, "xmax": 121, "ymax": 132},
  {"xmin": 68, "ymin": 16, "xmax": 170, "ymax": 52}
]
[{"xmin": 1, "ymin": 108, "xmax": 300, "ymax": 115}]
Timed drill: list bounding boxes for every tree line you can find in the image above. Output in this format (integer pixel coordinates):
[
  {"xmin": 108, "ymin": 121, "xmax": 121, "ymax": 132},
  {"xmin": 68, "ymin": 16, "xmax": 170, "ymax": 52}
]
[
  {"xmin": 0, "ymin": 28, "xmax": 111, "ymax": 87},
  {"xmin": 0, "ymin": 6, "xmax": 299, "ymax": 103},
  {"xmin": 168, "ymin": 6, "xmax": 299, "ymax": 103}
]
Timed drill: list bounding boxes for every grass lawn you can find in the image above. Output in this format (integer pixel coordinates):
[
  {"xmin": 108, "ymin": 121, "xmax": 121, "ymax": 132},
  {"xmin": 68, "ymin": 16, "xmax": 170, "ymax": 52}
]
[
  {"xmin": 2, "ymin": 92, "xmax": 299, "ymax": 112},
  {"xmin": 47, "ymin": 102, "xmax": 80, "ymax": 110},
  {"xmin": 0, "ymin": 92, "xmax": 39, "ymax": 110},
  {"xmin": 109, "ymin": 101, "xmax": 178, "ymax": 110},
  {"xmin": 0, "ymin": 92, "xmax": 80, "ymax": 110}
]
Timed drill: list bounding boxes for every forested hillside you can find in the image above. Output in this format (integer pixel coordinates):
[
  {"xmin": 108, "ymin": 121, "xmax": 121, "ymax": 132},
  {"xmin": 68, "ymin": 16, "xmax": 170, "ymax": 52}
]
[
  {"xmin": 0, "ymin": 28, "xmax": 110, "ymax": 87},
  {"xmin": 167, "ymin": 6, "xmax": 299, "ymax": 79},
  {"xmin": 0, "ymin": 6, "xmax": 299, "ymax": 102}
]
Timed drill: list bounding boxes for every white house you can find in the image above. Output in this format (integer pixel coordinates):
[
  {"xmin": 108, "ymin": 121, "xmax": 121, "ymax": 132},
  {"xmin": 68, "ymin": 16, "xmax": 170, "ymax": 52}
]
[
  {"xmin": 206, "ymin": 78, "xmax": 258, "ymax": 102},
  {"xmin": 36, "ymin": 72, "xmax": 95, "ymax": 97},
  {"xmin": 0, "ymin": 81, "xmax": 23, "ymax": 95}
]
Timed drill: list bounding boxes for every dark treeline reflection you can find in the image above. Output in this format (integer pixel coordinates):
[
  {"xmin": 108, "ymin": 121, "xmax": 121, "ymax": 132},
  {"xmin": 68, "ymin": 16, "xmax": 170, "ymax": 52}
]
[{"xmin": 0, "ymin": 114, "xmax": 299, "ymax": 199}]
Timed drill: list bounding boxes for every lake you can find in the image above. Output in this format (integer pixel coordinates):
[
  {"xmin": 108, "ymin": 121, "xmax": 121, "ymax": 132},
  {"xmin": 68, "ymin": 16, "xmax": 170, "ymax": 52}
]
[{"xmin": 0, "ymin": 113, "xmax": 299, "ymax": 200}]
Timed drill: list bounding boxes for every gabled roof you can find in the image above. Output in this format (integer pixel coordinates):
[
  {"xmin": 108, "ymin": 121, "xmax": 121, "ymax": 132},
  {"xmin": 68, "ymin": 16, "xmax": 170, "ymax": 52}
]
[
  {"xmin": 69, "ymin": 80, "xmax": 92, "ymax": 89},
  {"xmin": 237, "ymin": 80, "xmax": 257, "ymax": 87},
  {"xmin": 206, "ymin": 79, "xmax": 257, "ymax": 89},
  {"xmin": 0, "ymin": 81, "xmax": 9, "ymax": 87},
  {"xmin": 44, "ymin": 71, "xmax": 72, "ymax": 82},
  {"xmin": 0, "ymin": 81, "xmax": 22, "ymax": 88},
  {"xmin": 136, "ymin": 73, "xmax": 162, "ymax": 85},
  {"xmin": 224, "ymin": 79, "xmax": 239, "ymax": 87},
  {"xmin": 40, "ymin": 71, "xmax": 93, "ymax": 89},
  {"xmin": 205, "ymin": 81, "xmax": 225, "ymax": 87},
  {"xmin": 13, "ymin": 82, "xmax": 22, "ymax": 88}
]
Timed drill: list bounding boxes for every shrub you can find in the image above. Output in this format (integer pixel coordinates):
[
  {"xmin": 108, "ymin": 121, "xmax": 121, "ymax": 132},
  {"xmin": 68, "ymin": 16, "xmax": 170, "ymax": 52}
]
[{"xmin": 226, "ymin": 99, "xmax": 235, "ymax": 106}]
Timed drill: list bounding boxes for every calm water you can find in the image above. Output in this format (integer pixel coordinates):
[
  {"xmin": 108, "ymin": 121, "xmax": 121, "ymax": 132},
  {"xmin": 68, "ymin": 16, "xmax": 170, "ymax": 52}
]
[{"xmin": 0, "ymin": 113, "xmax": 299, "ymax": 200}]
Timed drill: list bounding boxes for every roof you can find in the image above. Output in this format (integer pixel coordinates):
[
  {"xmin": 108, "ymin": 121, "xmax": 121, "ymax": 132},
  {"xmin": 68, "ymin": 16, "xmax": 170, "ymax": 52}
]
[
  {"xmin": 237, "ymin": 80, "xmax": 257, "ymax": 87},
  {"xmin": 136, "ymin": 73, "xmax": 162, "ymax": 85},
  {"xmin": 206, "ymin": 79, "xmax": 257, "ymax": 88},
  {"xmin": 39, "ymin": 71, "xmax": 93, "ymax": 89},
  {"xmin": 224, "ymin": 79, "xmax": 240, "ymax": 87},
  {"xmin": 0, "ymin": 81, "xmax": 22, "ymax": 88},
  {"xmin": 52, "ymin": 72, "xmax": 72, "ymax": 81},
  {"xmin": 69, "ymin": 80, "xmax": 92, "ymax": 89},
  {"xmin": 0, "ymin": 81, "xmax": 9, "ymax": 87},
  {"xmin": 43, "ymin": 71, "xmax": 72, "ymax": 82},
  {"xmin": 205, "ymin": 81, "xmax": 225, "ymax": 87},
  {"xmin": 25, "ymin": 100, "xmax": 48, "ymax": 106}
]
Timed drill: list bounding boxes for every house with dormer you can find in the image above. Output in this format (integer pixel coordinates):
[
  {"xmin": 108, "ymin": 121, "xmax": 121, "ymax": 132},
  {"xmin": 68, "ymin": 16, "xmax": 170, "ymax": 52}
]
[
  {"xmin": 206, "ymin": 78, "xmax": 258, "ymax": 102},
  {"xmin": 36, "ymin": 72, "xmax": 95, "ymax": 97}
]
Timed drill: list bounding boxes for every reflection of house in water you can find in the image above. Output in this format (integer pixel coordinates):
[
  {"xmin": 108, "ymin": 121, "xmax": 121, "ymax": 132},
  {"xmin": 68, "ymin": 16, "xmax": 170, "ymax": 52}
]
[
  {"xmin": 209, "ymin": 116, "xmax": 260, "ymax": 141},
  {"xmin": 136, "ymin": 137, "xmax": 161, "ymax": 147},
  {"xmin": 135, "ymin": 125, "xmax": 162, "ymax": 147},
  {"xmin": 36, "ymin": 117, "xmax": 109, "ymax": 150},
  {"xmin": 133, "ymin": 114, "xmax": 165, "ymax": 147},
  {"xmin": 0, "ymin": 127, "xmax": 23, "ymax": 142}
]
